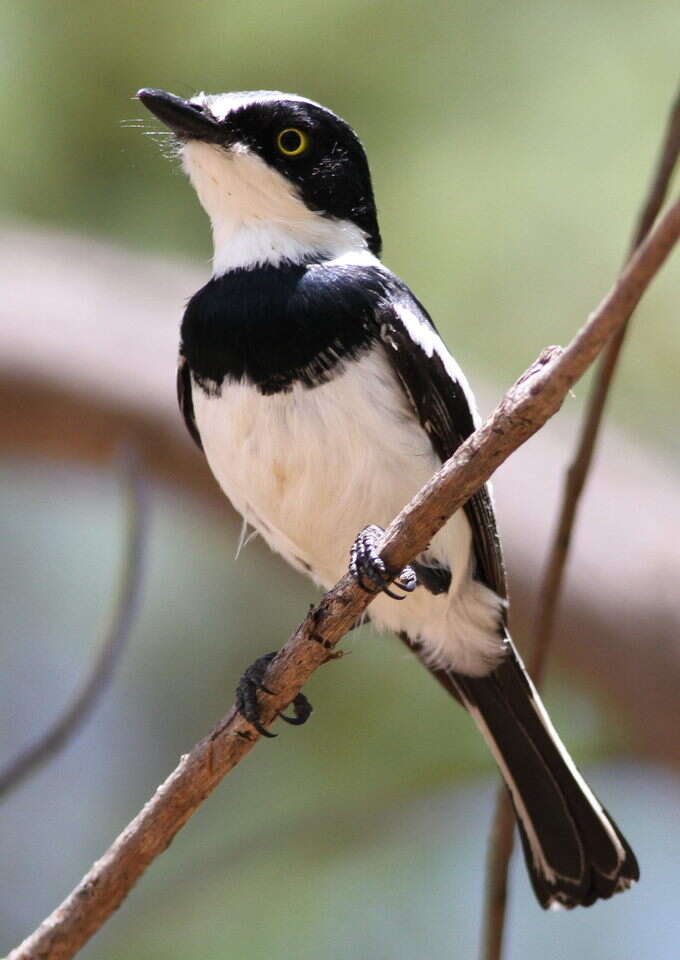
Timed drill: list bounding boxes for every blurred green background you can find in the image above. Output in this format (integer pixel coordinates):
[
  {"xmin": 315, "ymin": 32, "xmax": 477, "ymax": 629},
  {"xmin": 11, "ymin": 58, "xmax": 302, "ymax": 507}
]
[{"xmin": 1, "ymin": 1, "xmax": 679, "ymax": 958}]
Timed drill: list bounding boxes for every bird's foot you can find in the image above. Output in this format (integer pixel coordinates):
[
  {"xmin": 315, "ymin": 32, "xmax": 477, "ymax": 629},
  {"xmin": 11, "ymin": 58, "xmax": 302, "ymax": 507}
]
[
  {"xmin": 235, "ymin": 651, "xmax": 313, "ymax": 738},
  {"xmin": 349, "ymin": 524, "xmax": 417, "ymax": 600}
]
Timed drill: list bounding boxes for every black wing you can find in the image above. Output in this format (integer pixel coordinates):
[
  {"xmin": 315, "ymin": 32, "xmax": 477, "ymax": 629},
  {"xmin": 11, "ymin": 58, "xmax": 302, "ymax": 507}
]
[
  {"xmin": 177, "ymin": 352, "xmax": 203, "ymax": 450},
  {"xmin": 378, "ymin": 294, "xmax": 507, "ymax": 601},
  {"xmin": 379, "ymin": 290, "xmax": 641, "ymax": 911}
]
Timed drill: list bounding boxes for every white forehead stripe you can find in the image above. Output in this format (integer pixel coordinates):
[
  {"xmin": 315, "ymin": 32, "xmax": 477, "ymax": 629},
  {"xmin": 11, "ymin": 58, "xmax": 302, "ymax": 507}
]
[{"xmin": 189, "ymin": 90, "xmax": 333, "ymax": 122}]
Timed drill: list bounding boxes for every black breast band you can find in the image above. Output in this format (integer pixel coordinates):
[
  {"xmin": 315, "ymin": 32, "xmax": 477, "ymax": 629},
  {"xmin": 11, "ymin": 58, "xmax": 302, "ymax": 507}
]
[{"xmin": 181, "ymin": 261, "xmax": 390, "ymax": 395}]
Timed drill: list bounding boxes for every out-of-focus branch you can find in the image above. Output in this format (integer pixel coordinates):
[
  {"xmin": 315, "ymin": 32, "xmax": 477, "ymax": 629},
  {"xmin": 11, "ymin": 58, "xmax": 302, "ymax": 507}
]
[
  {"xmin": 3, "ymin": 227, "xmax": 680, "ymax": 768},
  {"xmin": 631, "ymin": 84, "xmax": 680, "ymax": 249},
  {"xmin": 6, "ymin": 188, "xmax": 680, "ymax": 960},
  {"xmin": 534, "ymin": 80, "xmax": 680, "ymax": 689},
  {"xmin": 0, "ymin": 448, "xmax": 146, "ymax": 799},
  {"xmin": 481, "ymin": 81, "xmax": 680, "ymax": 960}
]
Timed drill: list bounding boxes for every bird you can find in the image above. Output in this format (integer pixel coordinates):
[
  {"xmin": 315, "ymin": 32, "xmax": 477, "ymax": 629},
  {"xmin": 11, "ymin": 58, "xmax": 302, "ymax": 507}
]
[{"xmin": 137, "ymin": 86, "xmax": 639, "ymax": 910}]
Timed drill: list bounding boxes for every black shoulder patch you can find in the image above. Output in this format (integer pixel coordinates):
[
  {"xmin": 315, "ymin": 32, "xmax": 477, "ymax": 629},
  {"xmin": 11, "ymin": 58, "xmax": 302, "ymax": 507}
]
[
  {"xmin": 177, "ymin": 353, "xmax": 203, "ymax": 450},
  {"xmin": 180, "ymin": 262, "xmax": 390, "ymax": 395}
]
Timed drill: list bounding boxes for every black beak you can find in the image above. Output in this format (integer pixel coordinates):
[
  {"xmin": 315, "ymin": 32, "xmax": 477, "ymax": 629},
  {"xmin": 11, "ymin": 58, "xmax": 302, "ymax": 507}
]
[{"xmin": 137, "ymin": 88, "xmax": 222, "ymax": 142}]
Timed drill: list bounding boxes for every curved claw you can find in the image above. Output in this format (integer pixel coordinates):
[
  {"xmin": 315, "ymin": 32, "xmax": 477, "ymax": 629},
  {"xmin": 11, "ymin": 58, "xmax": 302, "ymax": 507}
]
[
  {"xmin": 382, "ymin": 584, "xmax": 408, "ymax": 600},
  {"xmin": 279, "ymin": 692, "xmax": 313, "ymax": 726},
  {"xmin": 249, "ymin": 716, "xmax": 277, "ymax": 738}
]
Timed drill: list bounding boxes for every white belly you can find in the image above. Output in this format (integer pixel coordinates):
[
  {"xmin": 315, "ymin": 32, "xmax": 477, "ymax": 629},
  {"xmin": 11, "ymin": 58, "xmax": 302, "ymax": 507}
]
[{"xmin": 192, "ymin": 347, "xmax": 505, "ymax": 675}]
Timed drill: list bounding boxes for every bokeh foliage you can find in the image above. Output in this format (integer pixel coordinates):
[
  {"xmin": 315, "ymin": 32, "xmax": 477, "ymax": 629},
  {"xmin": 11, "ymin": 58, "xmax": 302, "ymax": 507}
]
[
  {"xmin": 1, "ymin": 0, "xmax": 680, "ymax": 451},
  {"xmin": 1, "ymin": 2, "xmax": 679, "ymax": 958}
]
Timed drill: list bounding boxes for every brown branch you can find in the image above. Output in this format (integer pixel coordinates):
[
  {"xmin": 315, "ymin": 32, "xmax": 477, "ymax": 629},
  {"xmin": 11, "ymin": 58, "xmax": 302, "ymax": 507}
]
[
  {"xmin": 0, "ymin": 449, "xmax": 146, "ymax": 799},
  {"xmin": 4, "ymin": 224, "xmax": 680, "ymax": 770},
  {"xmin": 6, "ymin": 193, "xmax": 680, "ymax": 960},
  {"xmin": 481, "ymin": 791, "xmax": 516, "ymax": 960},
  {"xmin": 481, "ymin": 81, "xmax": 680, "ymax": 960}
]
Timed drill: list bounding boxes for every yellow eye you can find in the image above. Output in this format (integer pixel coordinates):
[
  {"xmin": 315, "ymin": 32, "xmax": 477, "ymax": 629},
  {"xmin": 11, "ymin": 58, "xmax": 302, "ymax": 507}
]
[{"xmin": 276, "ymin": 127, "xmax": 309, "ymax": 157}]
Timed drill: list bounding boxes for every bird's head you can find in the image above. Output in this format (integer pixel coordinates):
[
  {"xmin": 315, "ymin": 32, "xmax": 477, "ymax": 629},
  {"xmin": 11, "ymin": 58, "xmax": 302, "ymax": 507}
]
[{"xmin": 137, "ymin": 88, "xmax": 381, "ymax": 274}]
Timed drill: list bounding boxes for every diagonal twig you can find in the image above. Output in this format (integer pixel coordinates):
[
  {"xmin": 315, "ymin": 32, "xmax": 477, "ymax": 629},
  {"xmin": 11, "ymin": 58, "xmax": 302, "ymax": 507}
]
[
  {"xmin": 0, "ymin": 448, "xmax": 147, "ymax": 799},
  {"xmin": 481, "ymin": 79, "xmax": 680, "ymax": 960},
  {"xmin": 6, "ymin": 191, "xmax": 680, "ymax": 960}
]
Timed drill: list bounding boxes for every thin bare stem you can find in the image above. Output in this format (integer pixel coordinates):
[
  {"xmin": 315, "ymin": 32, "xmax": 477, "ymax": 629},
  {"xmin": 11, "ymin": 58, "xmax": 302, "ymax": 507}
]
[
  {"xmin": 534, "ymin": 84, "xmax": 680, "ymax": 685},
  {"xmin": 6, "ymin": 189, "xmax": 680, "ymax": 960},
  {"xmin": 481, "ymin": 792, "xmax": 516, "ymax": 960},
  {"xmin": 0, "ymin": 448, "xmax": 146, "ymax": 799},
  {"xmin": 481, "ymin": 80, "xmax": 680, "ymax": 960}
]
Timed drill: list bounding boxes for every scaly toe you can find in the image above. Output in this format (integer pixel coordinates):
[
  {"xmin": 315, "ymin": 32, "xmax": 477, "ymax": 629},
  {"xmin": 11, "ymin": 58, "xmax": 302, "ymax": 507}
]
[
  {"xmin": 349, "ymin": 525, "xmax": 419, "ymax": 600},
  {"xmin": 235, "ymin": 651, "xmax": 278, "ymax": 738},
  {"xmin": 235, "ymin": 652, "xmax": 314, "ymax": 737},
  {"xmin": 395, "ymin": 563, "xmax": 418, "ymax": 593}
]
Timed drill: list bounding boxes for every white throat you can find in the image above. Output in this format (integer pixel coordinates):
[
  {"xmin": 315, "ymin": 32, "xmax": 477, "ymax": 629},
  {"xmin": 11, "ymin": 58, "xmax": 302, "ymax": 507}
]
[{"xmin": 182, "ymin": 140, "xmax": 369, "ymax": 275}]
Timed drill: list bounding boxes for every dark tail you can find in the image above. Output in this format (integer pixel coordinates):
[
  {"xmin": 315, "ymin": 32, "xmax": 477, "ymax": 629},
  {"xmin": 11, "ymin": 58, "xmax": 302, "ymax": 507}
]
[{"xmin": 403, "ymin": 634, "xmax": 639, "ymax": 908}]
